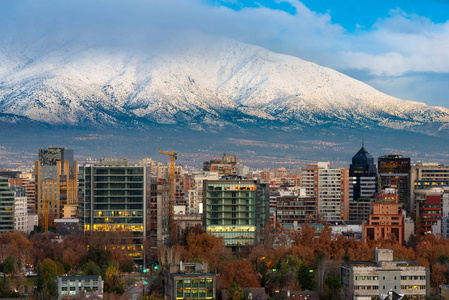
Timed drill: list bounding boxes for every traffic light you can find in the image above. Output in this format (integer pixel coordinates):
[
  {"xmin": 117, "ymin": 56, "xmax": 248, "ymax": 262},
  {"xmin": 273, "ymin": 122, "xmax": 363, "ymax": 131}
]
[
  {"xmin": 142, "ymin": 269, "xmax": 148, "ymax": 273},
  {"xmin": 154, "ymin": 265, "xmax": 159, "ymax": 270}
]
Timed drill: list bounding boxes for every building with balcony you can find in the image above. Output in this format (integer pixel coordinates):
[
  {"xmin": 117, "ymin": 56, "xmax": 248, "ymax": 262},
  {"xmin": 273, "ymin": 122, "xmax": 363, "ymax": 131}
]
[
  {"xmin": 276, "ymin": 189, "xmax": 317, "ymax": 227},
  {"xmin": 203, "ymin": 177, "xmax": 268, "ymax": 251},
  {"xmin": 301, "ymin": 162, "xmax": 349, "ymax": 223}
]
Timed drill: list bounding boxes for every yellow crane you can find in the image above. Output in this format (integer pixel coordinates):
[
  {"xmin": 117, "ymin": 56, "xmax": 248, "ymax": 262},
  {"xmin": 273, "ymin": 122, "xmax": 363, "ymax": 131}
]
[
  {"xmin": 159, "ymin": 148, "xmax": 177, "ymax": 243},
  {"xmin": 43, "ymin": 179, "xmax": 57, "ymax": 233}
]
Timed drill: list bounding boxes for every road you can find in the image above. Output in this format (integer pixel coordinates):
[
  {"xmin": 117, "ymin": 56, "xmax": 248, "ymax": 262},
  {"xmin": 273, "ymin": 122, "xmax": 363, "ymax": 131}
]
[{"xmin": 124, "ymin": 277, "xmax": 153, "ymax": 300}]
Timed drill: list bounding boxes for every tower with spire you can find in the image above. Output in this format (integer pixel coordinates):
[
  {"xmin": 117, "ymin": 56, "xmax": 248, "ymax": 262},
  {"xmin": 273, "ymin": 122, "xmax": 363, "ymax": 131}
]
[{"xmin": 349, "ymin": 143, "xmax": 377, "ymax": 202}]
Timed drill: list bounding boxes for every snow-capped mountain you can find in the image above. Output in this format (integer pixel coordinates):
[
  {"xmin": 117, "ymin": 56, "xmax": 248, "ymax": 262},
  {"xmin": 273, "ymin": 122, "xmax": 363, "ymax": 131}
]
[{"xmin": 1, "ymin": 38, "xmax": 449, "ymax": 135}]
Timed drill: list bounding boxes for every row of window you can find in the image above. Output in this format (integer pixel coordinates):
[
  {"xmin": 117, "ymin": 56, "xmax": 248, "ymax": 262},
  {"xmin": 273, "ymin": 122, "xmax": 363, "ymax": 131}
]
[{"xmin": 355, "ymin": 275, "xmax": 425, "ymax": 281}]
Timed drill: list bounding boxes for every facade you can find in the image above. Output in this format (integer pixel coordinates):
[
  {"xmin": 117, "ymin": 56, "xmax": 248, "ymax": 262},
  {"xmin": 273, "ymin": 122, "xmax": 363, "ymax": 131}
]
[
  {"xmin": 276, "ymin": 191, "xmax": 317, "ymax": 226},
  {"xmin": 14, "ymin": 196, "xmax": 28, "ymax": 232},
  {"xmin": 57, "ymin": 275, "xmax": 103, "ymax": 299},
  {"xmin": 0, "ymin": 177, "xmax": 15, "ymax": 233},
  {"xmin": 410, "ymin": 163, "xmax": 449, "ymax": 212},
  {"xmin": 164, "ymin": 262, "xmax": 216, "ymax": 300},
  {"xmin": 174, "ymin": 212, "xmax": 202, "ymax": 243},
  {"xmin": 301, "ymin": 162, "xmax": 349, "ymax": 223},
  {"xmin": 35, "ymin": 148, "xmax": 78, "ymax": 224},
  {"xmin": 417, "ymin": 195, "xmax": 442, "ymax": 234},
  {"xmin": 203, "ymin": 153, "xmax": 238, "ymax": 176},
  {"xmin": 341, "ymin": 249, "xmax": 429, "ymax": 299},
  {"xmin": 147, "ymin": 177, "xmax": 170, "ymax": 249},
  {"xmin": 378, "ymin": 155, "xmax": 410, "ymax": 208},
  {"xmin": 185, "ymin": 172, "xmax": 219, "ymax": 213},
  {"xmin": 348, "ymin": 198, "xmax": 374, "ymax": 225},
  {"xmin": 349, "ymin": 146, "xmax": 377, "ymax": 202},
  {"xmin": 203, "ymin": 177, "xmax": 269, "ymax": 251},
  {"xmin": 80, "ymin": 159, "xmax": 146, "ymax": 262},
  {"xmin": 363, "ymin": 189, "xmax": 404, "ymax": 244},
  {"xmin": 27, "ymin": 213, "xmax": 38, "ymax": 233}
]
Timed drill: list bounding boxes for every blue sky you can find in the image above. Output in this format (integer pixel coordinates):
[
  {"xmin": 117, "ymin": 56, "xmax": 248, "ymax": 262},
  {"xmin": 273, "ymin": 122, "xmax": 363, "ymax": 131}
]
[
  {"xmin": 204, "ymin": 0, "xmax": 449, "ymax": 107},
  {"xmin": 1, "ymin": 0, "xmax": 449, "ymax": 108}
]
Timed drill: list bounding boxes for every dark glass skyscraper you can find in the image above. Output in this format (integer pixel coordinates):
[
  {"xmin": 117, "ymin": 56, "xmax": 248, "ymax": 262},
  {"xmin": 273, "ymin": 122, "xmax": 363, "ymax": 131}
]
[{"xmin": 349, "ymin": 145, "xmax": 377, "ymax": 202}]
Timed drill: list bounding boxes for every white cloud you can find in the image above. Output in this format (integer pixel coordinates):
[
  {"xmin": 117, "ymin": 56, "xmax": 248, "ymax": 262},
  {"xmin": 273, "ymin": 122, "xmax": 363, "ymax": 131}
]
[{"xmin": 1, "ymin": 0, "xmax": 448, "ymax": 104}]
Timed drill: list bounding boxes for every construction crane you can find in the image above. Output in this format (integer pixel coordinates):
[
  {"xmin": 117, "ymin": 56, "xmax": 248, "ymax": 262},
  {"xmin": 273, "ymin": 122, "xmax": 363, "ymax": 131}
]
[
  {"xmin": 159, "ymin": 148, "xmax": 177, "ymax": 243},
  {"xmin": 43, "ymin": 179, "xmax": 57, "ymax": 233}
]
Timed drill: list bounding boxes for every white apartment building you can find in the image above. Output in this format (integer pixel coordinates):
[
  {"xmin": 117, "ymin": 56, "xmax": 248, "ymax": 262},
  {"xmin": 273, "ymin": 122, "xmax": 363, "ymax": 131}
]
[
  {"xmin": 187, "ymin": 172, "xmax": 219, "ymax": 213},
  {"xmin": 341, "ymin": 249, "xmax": 429, "ymax": 299},
  {"xmin": 301, "ymin": 162, "xmax": 348, "ymax": 223},
  {"xmin": 14, "ymin": 196, "xmax": 28, "ymax": 233}
]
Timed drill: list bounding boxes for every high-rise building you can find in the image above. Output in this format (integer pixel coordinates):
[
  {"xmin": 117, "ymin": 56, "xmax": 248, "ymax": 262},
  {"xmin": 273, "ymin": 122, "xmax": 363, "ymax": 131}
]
[
  {"xmin": 0, "ymin": 177, "xmax": 15, "ymax": 233},
  {"xmin": 410, "ymin": 163, "xmax": 449, "ymax": 213},
  {"xmin": 417, "ymin": 195, "xmax": 442, "ymax": 235},
  {"xmin": 349, "ymin": 145, "xmax": 377, "ymax": 202},
  {"xmin": 203, "ymin": 177, "xmax": 268, "ymax": 252},
  {"xmin": 378, "ymin": 155, "xmax": 410, "ymax": 208},
  {"xmin": 35, "ymin": 148, "xmax": 78, "ymax": 224},
  {"xmin": 301, "ymin": 162, "xmax": 349, "ymax": 223},
  {"xmin": 80, "ymin": 159, "xmax": 147, "ymax": 263},
  {"xmin": 14, "ymin": 196, "xmax": 28, "ymax": 233},
  {"xmin": 276, "ymin": 190, "xmax": 317, "ymax": 228},
  {"xmin": 148, "ymin": 177, "xmax": 171, "ymax": 249},
  {"xmin": 363, "ymin": 189, "xmax": 403, "ymax": 244}
]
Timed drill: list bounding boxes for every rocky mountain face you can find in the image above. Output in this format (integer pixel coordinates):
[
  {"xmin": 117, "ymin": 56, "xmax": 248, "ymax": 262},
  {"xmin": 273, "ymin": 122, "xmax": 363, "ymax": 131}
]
[{"xmin": 1, "ymin": 38, "xmax": 449, "ymax": 135}]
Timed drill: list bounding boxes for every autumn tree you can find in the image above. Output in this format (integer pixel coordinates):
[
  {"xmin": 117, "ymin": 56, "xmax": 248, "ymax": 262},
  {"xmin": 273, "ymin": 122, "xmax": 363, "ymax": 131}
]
[
  {"xmin": 217, "ymin": 259, "xmax": 260, "ymax": 291},
  {"xmin": 186, "ymin": 232, "xmax": 225, "ymax": 271},
  {"xmin": 431, "ymin": 263, "xmax": 447, "ymax": 287}
]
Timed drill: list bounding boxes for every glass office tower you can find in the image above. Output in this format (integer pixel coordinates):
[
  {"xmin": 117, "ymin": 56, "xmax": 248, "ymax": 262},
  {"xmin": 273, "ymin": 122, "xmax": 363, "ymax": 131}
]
[{"xmin": 203, "ymin": 177, "xmax": 268, "ymax": 252}]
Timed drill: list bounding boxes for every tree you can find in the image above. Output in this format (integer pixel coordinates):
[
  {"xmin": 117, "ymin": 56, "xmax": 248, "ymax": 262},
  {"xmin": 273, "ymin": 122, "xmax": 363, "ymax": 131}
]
[
  {"xmin": 121, "ymin": 257, "xmax": 134, "ymax": 274},
  {"xmin": 82, "ymin": 244, "xmax": 112, "ymax": 271},
  {"xmin": 186, "ymin": 232, "xmax": 225, "ymax": 272},
  {"xmin": 323, "ymin": 276, "xmax": 342, "ymax": 300},
  {"xmin": 226, "ymin": 282, "xmax": 246, "ymax": 300},
  {"xmin": 35, "ymin": 258, "xmax": 58, "ymax": 300},
  {"xmin": 217, "ymin": 259, "xmax": 260, "ymax": 290},
  {"xmin": 104, "ymin": 262, "xmax": 125, "ymax": 294},
  {"xmin": 297, "ymin": 263, "xmax": 314, "ymax": 291},
  {"xmin": 3, "ymin": 255, "xmax": 20, "ymax": 276},
  {"xmin": 431, "ymin": 263, "xmax": 447, "ymax": 287},
  {"xmin": 82, "ymin": 261, "xmax": 102, "ymax": 276}
]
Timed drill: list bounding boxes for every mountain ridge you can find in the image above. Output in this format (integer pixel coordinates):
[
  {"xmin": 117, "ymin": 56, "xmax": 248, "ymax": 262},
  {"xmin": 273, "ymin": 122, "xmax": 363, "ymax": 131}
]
[{"xmin": 1, "ymin": 38, "xmax": 448, "ymax": 135}]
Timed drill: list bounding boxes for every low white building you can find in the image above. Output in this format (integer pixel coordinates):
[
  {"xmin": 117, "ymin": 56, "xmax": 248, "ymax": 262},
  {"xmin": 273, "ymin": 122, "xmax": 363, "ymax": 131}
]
[
  {"xmin": 57, "ymin": 275, "xmax": 103, "ymax": 299},
  {"xmin": 341, "ymin": 248, "xmax": 429, "ymax": 299}
]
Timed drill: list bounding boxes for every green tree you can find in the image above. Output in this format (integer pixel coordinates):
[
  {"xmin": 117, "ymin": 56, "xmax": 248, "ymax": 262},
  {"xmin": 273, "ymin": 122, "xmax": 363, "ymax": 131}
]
[
  {"xmin": 3, "ymin": 255, "xmax": 20, "ymax": 276},
  {"xmin": 227, "ymin": 282, "xmax": 247, "ymax": 300},
  {"xmin": 297, "ymin": 263, "xmax": 314, "ymax": 291},
  {"xmin": 104, "ymin": 262, "xmax": 125, "ymax": 294},
  {"xmin": 82, "ymin": 261, "xmax": 102, "ymax": 276},
  {"xmin": 82, "ymin": 244, "xmax": 112, "ymax": 271},
  {"xmin": 323, "ymin": 276, "xmax": 342, "ymax": 300},
  {"xmin": 121, "ymin": 257, "xmax": 134, "ymax": 274},
  {"xmin": 35, "ymin": 258, "xmax": 58, "ymax": 300}
]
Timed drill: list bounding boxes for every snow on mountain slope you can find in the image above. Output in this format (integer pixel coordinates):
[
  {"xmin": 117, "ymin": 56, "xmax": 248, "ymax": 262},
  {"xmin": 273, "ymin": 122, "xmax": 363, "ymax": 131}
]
[{"xmin": 0, "ymin": 38, "xmax": 448, "ymax": 133}]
